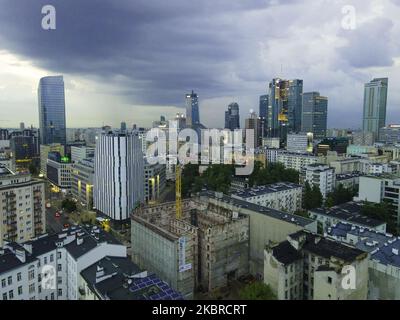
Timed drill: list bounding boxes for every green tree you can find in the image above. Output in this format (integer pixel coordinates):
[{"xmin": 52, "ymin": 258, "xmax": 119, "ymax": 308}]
[
  {"xmin": 361, "ymin": 200, "xmax": 397, "ymax": 234},
  {"xmin": 303, "ymin": 181, "xmax": 323, "ymax": 210},
  {"xmin": 239, "ymin": 282, "xmax": 276, "ymax": 300},
  {"xmin": 61, "ymin": 199, "xmax": 77, "ymax": 213}
]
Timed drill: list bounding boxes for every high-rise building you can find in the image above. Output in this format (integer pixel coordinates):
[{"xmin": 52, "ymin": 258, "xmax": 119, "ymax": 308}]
[
  {"xmin": 0, "ymin": 165, "xmax": 45, "ymax": 246},
  {"xmin": 40, "ymin": 143, "xmax": 65, "ymax": 177},
  {"xmin": 301, "ymin": 92, "xmax": 328, "ymax": 140},
  {"xmin": 245, "ymin": 112, "xmax": 262, "ymax": 148},
  {"xmin": 94, "ymin": 131, "xmax": 145, "ymax": 221},
  {"xmin": 363, "ymin": 78, "xmax": 388, "ymax": 138},
  {"xmin": 305, "ymin": 164, "xmax": 335, "ymax": 199},
  {"xmin": 120, "ymin": 121, "xmax": 127, "ymax": 132},
  {"xmin": 71, "ymin": 158, "xmax": 94, "ymax": 210},
  {"xmin": 38, "ymin": 76, "xmax": 67, "ymax": 147},
  {"xmin": 259, "ymin": 95, "xmax": 269, "ymax": 137},
  {"xmin": 185, "ymin": 90, "xmax": 199, "ymax": 126},
  {"xmin": 224, "ymin": 102, "xmax": 240, "ymax": 131},
  {"xmin": 19, "ymin": 122, "xmax": 25, "ymax": 130},
  {"xmin": 267, "ymin": 79, "xmax": 303, "ymax": 141}
]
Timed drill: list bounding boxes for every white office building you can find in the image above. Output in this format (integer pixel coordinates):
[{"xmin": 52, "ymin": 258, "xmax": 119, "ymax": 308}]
[{"xmin": 94, "ymin": 131, "xmax": 145, "ymax": 221}]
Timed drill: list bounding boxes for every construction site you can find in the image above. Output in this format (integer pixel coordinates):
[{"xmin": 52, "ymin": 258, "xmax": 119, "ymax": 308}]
[{"xmin": 131, "ymin": 195, "xmax": 250, "ymax": 299}]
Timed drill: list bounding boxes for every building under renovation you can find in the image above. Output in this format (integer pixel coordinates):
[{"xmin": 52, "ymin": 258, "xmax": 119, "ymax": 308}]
[{"xmin": 131, "ymin": 195, "xmax": 250, "ymax": 298}]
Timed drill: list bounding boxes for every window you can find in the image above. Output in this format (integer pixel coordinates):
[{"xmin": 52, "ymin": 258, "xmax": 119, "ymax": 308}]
[
  {"xmin": 28, "ymin": 270, "xmax": 35, "ymax": 280},
  {"xmin": 285, "ymin": 290, "xmax": 288, "ymax": 300},
  {"xmin": 44, "ymin": 257, "xmax": 47, "ymax": 264},
  {"xmin": 327, "ymin": 276, "xmax": 332, "ymax": 284},
  {"xmin": 57, "ymin": 277, "xmax": 62, "ymax": 284},
  {"xmin": 18, "ymin": 286, "xmax": 23, "ymax": 295},
  {"xmin": 2, "ymin": 293, "xmax": 7, "ymax": 300},
  {"xmin": 57, "ymin": 264, "xmax": 62, "ymax": 272},
  {"xmin": 1, "ymin": 278, "xmax": 6, "ymax": 288},
  {"xmin": 8, "ymin": 290, "xmax": 13, "ymax": 299},
  {"xmin": 57, "ymin": 252, "xmax": 62, "ymax": 259},
  {"xmin": 29, "ymin": 283, "xmax": 35, "ymax": 294},
  {"xmin": 17, "ymin": 273, "xmax": 22, "ymax": 282},
  {"xmin": 58, "ymin": 289, "xmax": 62, "ymax": 297},
  {"xmin": 50, "ymin": 254, "xmax": 54, "ymax": 262},
  {"xmin": 38, "ymin": 285, "xmax": 42, "ymax": 294},
  {"xmin": 51, "ymin": 293, "xmax": 54, "ymax": 300},
  {"xmin": 7, "ymin": 276, "xmax": 12, "ymax": 285}
]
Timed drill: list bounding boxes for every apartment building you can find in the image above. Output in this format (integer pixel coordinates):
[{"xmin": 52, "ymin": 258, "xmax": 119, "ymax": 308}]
[
  {"xmin": 231, "ymin": 182, "xmax": 302, "ymax": 214},
  {"xmin": 305, "ymin": 164, "xmax": 335, "ymax": 198},
  {"xmin": 0, "ymin": 165, "xmax": 45, "ymax": 247},
  {"xmin": 264, "ymin": 230, "xmax": 369, "ymax": 300}
]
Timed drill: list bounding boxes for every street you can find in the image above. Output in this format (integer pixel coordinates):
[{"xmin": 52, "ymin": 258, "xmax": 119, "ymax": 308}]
[{"xmin": 46, "ymin": 206, "xmax": 70, "ymax": 234}]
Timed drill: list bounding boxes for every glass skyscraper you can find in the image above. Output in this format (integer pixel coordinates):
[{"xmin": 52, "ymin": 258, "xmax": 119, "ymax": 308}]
[
  {"xmin": 185, "ymin": 90, "xmax": 199, "ymax": 126},
  {"xmin": 225, "ymin": 102, "xmax": 240, "ymax": 130},
  {"xmin": 301, "ymin": 92, "xmax": 328, "ymax": 139},
  {"xmin": 38, "ymin": 76, "xmax": 66, "ymax": 146},
  {"xmin": 259, "ymin": 95, "xmax": 269, "ymax": 137},
  {"xmin": 267, "ymin": 78, "xmax": 303, "ymax": 142},
  {"xmin": 363, "ymin": 78, "xmax": 388, "ymax": 138}
]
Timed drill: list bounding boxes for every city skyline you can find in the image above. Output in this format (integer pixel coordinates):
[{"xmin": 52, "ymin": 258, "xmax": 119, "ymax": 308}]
[{"xmin": 0, "ymin": 1, "xmax": 399, "ymax": 129}]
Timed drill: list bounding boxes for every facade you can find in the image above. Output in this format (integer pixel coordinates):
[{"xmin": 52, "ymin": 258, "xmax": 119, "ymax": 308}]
[
  {"xmin": 46, "ymin": 153, "xmax": 72, "ymax": 191},
  {"xmin": 70, "ymin": 146, "xmax": 95, "ymax": 164},
  {"xmin": 94, "ymin": 131, "xmax": 145, "ymax": 221},
  {"xmin": 202, "ymin": 191, "xmax": 317, "ymax": 278},
  {"xmin": 286, "ymin": 133, "xmax": 313, "ymax": 153},
  {"xmin": 363, "ymin": 78, "xmax": 388, "ymax": 139},
  {"xmin": 264, "ymin": 231, "xmax": 369, "ymax": 300},
  {"xmin": 185, "ymin": 90, "xmax": 199, "ymax": 126},
  {"xmin": 301, "ymin": 92, "xmax": 328, "ymax": 140},
  {"xmin": 277, "ymin": 151, "xmax": 321, "ymax": 173},
  {"xmin": 335, "ymin": 172, "xmax": 363, "ymax": 190},
  {"xmin": 305, "ymin": 164, "xmax": 335, "ymax": 198},
  {"xmin": 144, "ymin": 160, "xmax": 166, "ymax": 204},
  {"xmin": 379, "ymin": 125, "xmax": 400, "ymax": 144},
  {"xmin": 353, "ymin": 131, "xmax": 375, "ymax": 146},
  {"xmin": 131, "ymin": 196, "xmax": 249, "ymax": 298},
  {"xmin": 259, "ymin": 95, "xmax": 269, "ymax": 137},
  {"xmin": 267, "ymin": 79, "xmax": 303, "ymax": 141},
  {"xmin": 224, "ymin": 102, "xmax": 240, "ymax": 131},
  {"xmin": 231, "ymin": 182, "xmax": 303, "ymax": 214},
  {"xmin": 356, "ymin": 175, "xmax": 400, "ymax": 226},
  {"xmin": 40, "ymin": 143, "xmax": 65, "ymax": 177},
  {"xmin": 245, "ymin": 112, "xmax": 262, "ymax": 148},
  {"xmin": 38, "ymin": 76, "xmax": 67, "ymax": 146},
  {"xmin": 309, "ymin": 201, "xmax": 386, "ymax": 233},
  {"xmin": 328, "ymin": 222, "xmax": 400, "ymax": 300},
  {"xmin": 0, "ymin": 225, "xmax": 131, "ymax": 300},
  {"xmin": 71, "ymin": 159, "xmax": 94, "ymax": 210},
  {"xmin": 0, "ymin": 165, "xmax": 45, "ymax": 247},
  {"xmin": 10, "ymin": 131, "xmax": 39, "ymax": 171}
]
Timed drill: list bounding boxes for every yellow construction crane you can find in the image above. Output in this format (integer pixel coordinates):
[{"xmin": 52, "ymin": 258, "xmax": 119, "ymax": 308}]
[{"xmin": 176, "ymin": 165, "xmax": 182, "ymax": 220}]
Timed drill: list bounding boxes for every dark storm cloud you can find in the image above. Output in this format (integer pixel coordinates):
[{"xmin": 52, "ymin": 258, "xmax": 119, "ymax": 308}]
[{"xmin": 0, "ymin": 0, "xmax": 283, "ymax": 105}]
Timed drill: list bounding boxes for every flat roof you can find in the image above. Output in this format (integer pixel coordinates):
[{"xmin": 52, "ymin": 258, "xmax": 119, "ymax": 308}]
[{"xmin": 232, "ymin": 182, "xmax": 302, "ymax": 198}]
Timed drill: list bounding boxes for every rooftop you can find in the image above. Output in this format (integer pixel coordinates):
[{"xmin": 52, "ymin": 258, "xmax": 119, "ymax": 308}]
[
  {"xmin": 0, "ymin": 225, "xmax": 122, "ymax": 274},
  {"xmin": 309, "ymin": 202, "xmax": 385, "ymax": 229},
  {"xmin": 201, "ymin": 191, "xmax": 314, "ymax": 228},
  {"xmin": 232, "ymin": 182, "xmax": 302, "ymax": 198},
  {"xmin": 336, "ymin": 172, "xmax": 363, "ymax": 180},
  {"xmin": 327, "ymin": 222, "xmax": 400, "ymax": 268}
]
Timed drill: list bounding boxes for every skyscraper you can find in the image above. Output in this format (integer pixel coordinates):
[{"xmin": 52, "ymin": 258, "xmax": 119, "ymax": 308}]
[
  {"xmin": 120, "ymin": 121, "xmax": 127, "ymax": 132},
  {"xmin": 267, "ymin": 79, "xmax": 303, "ymax": 142},
  {"xmin": 362, "ymin": 78, "xmax": 388, "ymax": 138},
  {"xmin": 185, "ymin": 90, "xmax": 199, "ymax": 126},
  {"xmin": 245, "ymin": 111, "xmax": 262, "ymax": 148},
  {"xmin": 38, "ymin": 76, "xmax": 66, "ymax": 146},
  {"xmin": 94, "ymin": 131, "xmax": 144, "ymax": 221},
  {"xmin": 224, "ymin": 102, "xmax": 240, "ymax": 130},
  {"xmin": 301, "ymin": 92, "xmax": 328, "ymax": 140},
  {"xmin": 259, "ymin": 95, "xmax": 269, "ymax": 137}
]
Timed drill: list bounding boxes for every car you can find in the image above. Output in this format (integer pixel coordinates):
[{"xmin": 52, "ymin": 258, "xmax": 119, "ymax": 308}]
[{"xmin": 55, "ymin": 212, "xmax": 61, "ymax": 218}]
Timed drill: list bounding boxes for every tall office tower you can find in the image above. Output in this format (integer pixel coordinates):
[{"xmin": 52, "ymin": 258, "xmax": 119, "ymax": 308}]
[
  {"xmin": 120, "ymin": 122, "xmax": 127, "ymax": 132},
  {"xmin": 259, "ymin": 95, "xmax": 269, "ymax": 137},
  {"xmin": 267, "ymin": 79, "xmax": 303, "ymax": 142},
  {"xmin": 245, "ymin": 111, "xmax": 262, "ymax": 148},
  {"xmin": 362, "ymin": 78, "xmax": 388, "ymax": 138},
  {"xmin": 301, "ymin": 92, "xmax": 328, "ymax": 140},
  {"xmin": 185, "ymin": 90, "xmax": 199, "ymax": 126},
  {"xmin": 224, "ymin": 102, "xmax": 240, "ymax": 130},
  {"xmin": 0, "ymin": 165, "xmax": 45, "ymax": 246},
  {"xmin": 94, "ymin": 131, "xmax": 145, "ymax": 221},
  {"xmin": 38, "ymin": 76, "xmax": 67, "ymax": 147},
  {"xmin": 20, "ymin": 122, "xmax": 25, "ymax": 130}
]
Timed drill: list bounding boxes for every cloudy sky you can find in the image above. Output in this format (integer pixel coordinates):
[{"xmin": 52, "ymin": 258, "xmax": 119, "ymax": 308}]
[{"xmin": 0, "ymin": 0, "xmax": 399, "ymax": 129}]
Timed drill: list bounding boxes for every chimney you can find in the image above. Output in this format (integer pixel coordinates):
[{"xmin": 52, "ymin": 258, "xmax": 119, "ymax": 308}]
[{"xmin": 76, "ymin": 237, "xmax": 84, "ymax": 246}]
